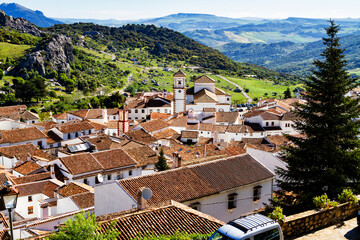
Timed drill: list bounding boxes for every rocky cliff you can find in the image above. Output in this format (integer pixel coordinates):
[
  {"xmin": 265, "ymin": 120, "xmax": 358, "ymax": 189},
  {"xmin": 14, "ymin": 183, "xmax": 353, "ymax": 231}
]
[
  {"xmin": 20, "ymin": 34, "xmax": 74, "ymax": 77},
  {"xmin": 0, "ymin": 10, "xmax": 42, "ymax": 36}
]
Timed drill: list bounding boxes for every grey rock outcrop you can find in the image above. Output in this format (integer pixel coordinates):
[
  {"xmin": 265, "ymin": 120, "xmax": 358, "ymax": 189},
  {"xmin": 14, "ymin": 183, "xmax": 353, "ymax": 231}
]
[
  {"xmin": 20, "ymin": 34, "xmax": 74, "ymax": 77},
  {"xmin": 0, "ymin": 10, "xmax": 42, "ymax": 36}
]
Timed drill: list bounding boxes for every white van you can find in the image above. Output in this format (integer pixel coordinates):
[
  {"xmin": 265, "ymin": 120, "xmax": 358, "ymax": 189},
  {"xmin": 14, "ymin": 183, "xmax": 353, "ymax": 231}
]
[{"xmin": 209, "ymin": 214, "xmax": 284, "ymax": 240}]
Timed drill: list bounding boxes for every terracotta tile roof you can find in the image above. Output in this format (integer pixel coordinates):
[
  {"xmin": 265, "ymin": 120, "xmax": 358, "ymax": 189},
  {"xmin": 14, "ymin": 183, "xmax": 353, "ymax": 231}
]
[
  {"xmin": 0, "ymin": 127, "xmax": 46, "ymax": 144},
  {"xmin": 0, "ymin": 230, "xmax": 10, "ymax": 240},
  {"xmin": 224, "ymin": 145, "xmax": 247, "ymax": 156},
  {"xmin": 173, "ymin": 70, "xmax": 186, "ymax": 77},
  {"xmin": 58, "ymin": 120, "xmax": 94, "ymax": 133},
  {"xmin": 281, "ymin": 98, "xmax": 306, "ymax": 107},
  {"xmin": 71, "ymin": 192, "xmax": 94, "ymax": 209},
  {"xmin": 56, "ymin": 182, "xmax": 94, "ymax": 197},
  {"xmin": 215, "ymin": 87, "xmax": 230, "ymax": 96},
  {"xmin": 267, "ymin": 135, "xmax": 291, "ymax": 146},
  {"xmin": 13, "ymin": 161, "xmax": 42, "ymax": 175},
  {"xmin": 44, "ymin": 130, "xmax": 63, "ymax": 144},
  {"xmin": 0, "ymin": 143, "xmax": 56, "ymax": 162},
  {"xmin": 216, "ymin": 112, "xmax": 239, "ymax": 123},
  {"xmin": 88, "ymin": 120, "xmax": 107, "ymax": 131},
  {"xmin": 0, "ymin": 105, "xmax": 27, "ymax": 115},
  {"xmin": 167, "ymin": 115, "xmax": 188, "ymax": 127},
  {"xmin": 105, "ymin": 121, "xmax": 118, "ymax": 129},
  {"xmin": 84, "ymin": 134, "xmax": 119, "ymax": 151},
  {"xmin": 125, "ymin": 129, "xmax": 157, "ymax": 143},
  {"xmin": 245, "ymin": 123, "xmax": 264, "ymax": 132},
  {"xmin": 118, "ymin": 139, "xmax": 145, "ymax": 150},
  {"xmin": 118, "ymin": 154, "xmax": 274, "ymax": 205},
  {"xmin": 67, "ymin": 109, "xmax": 88, "ymax": 119},
  {"xmin": 199, "ymin": 123, "xmax": 214, "ymax": 131},
  {"xmin": 260, "ymin": 111, "xmax": 282, "ymax": 120},
  {"xmin": 107, "ymin": 108, "xmax": 120, "ymax": 115},
  {"xmin": 243, "ymin": 110, "xmax": 266, "ymax": 118},
  {"xmin": 125, "ymin": 99, "xmax": 146, "ymax": 109},
  {"xmin": 99, "ymin": 201, "xmax": 224, "ymax": 240},
  {"xmin": 16, "ymin": 179, "xmax": 62, "ymax": 198},
  {"xmin": 21, "ymin": 111, "xmax": 39, "ymax": 121},
  {"xmin": 186, "ymin": 123, "xmax": 198, "ymax": 130},
  {"xmin": 281, "ymin": 112, "xmax": 298, "ymax": 121},
  {"xmin": 226, "ymin": 125, "xmax": 255, "ymax": 133},
  {"xmin": 124, "ymin": 145, "xmax": 158, "ymax": 167},
  {"xmin": 85, "ymin": 109, "xmax": 105, "ymax": 119},
  {"xmin": 163, "ymin": 144, "xmax": 228, "ymax": 162},
  {"xmin": 33, "ymin": 121, "xmax": 58, "ymax": 130},
  {"xmin": 0, "ymin": 212, "xmax": 9, "ymax": 229},
  {"xmin": 92, "ymin": 149, "xmax": 137, "ymax": 170},
  {"xmin": 153, "ymin": 128, "xmax": 178, "ymax": 139},
  {"xmin": 59, "ymin": 153, "xmax": 103, "ymax": 175},
  {"xmin": 150, "ymin": 112, "xmax": 171, "ymax": 120},
  {"xmin": 194, "ymin": 75, "xmax": 215, "ymax": 83},
  {"xmin": 146, "ymin": 98, "xmax": 171, "ymax": 108},
  {"xmin": 181, "ymin": 130, "xmax": 199, "ymax": 139},
  {"xmin": 139, "ymin": 119, "xmax": 170, "ymax": 133},
  {"xmin": 213, "ymin": 125, "xmax": 228, "ymax": 132},
  {"xmin": 52, "ymin": 112, "xmax": 67, "ymax": 120},
  {"xmin": 194, "ymin": 89, "xmax": 218, "ymax": 103},
  {"xmin": 12, "ymin": 172, "xmax": 51, "ymax": 185}
]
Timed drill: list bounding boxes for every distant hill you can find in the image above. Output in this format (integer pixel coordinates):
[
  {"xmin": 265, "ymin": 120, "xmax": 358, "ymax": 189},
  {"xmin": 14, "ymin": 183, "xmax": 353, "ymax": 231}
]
[
  {"xmin": 219, "ymin": 34, "xmax": 360, "ymax": 76},
  {"xmin": 0, "ymin": 3, "xmax": 62, "ymax": 27}
]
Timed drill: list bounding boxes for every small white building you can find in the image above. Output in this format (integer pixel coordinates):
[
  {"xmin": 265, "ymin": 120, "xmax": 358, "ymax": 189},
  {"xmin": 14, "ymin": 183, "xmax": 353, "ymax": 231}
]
[
  {"xmin": 95, "ymin": 153, "xmax": 274, "ymax": 222},
  {"xmin": 0, "ymin": 127, "xmax": 47, "ymax": 149}
]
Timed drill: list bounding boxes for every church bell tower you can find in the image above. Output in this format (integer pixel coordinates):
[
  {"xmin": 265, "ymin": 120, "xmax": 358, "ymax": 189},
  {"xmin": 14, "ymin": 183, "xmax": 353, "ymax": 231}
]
[{"xmin": 173, "ymin": 70, "xmax": 186, "ymax": 113}]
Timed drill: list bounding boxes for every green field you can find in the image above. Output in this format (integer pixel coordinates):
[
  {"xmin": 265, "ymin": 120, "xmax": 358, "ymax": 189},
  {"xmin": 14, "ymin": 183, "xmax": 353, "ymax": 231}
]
[{"xmin": 0, "ymin": 42, "xmax": 33, "ymax": 61}]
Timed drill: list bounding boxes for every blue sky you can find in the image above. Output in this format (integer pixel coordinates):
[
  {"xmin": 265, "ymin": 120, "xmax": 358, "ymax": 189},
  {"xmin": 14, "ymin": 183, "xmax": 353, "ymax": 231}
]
[{"xmin": 2, "ymin": 0, "xmax": 360, "ymax": 20}]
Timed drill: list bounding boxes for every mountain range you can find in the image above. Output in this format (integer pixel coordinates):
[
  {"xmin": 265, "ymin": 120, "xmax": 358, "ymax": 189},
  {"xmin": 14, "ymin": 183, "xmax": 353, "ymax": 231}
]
[{"xmin": 1, "ymin": 3, "xmax": 360, "ymax": 77}]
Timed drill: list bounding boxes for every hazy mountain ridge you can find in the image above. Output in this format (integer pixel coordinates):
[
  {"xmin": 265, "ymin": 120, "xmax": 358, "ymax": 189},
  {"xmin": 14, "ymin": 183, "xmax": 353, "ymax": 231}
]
[{"xmin": 0, "ymin": 3, "xmax": 63, "ymax": 27}]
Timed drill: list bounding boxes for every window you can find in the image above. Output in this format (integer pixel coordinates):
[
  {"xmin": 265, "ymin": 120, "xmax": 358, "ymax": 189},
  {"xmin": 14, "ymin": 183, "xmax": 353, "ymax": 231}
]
[
  {"xmin": 142, "ymin": 109, "xmax": 145, "ymax": 113},
  {"xmin": 38, "ymin": 141, "xmax": 42, "ymax": 149},
  {"xmin": 254, "ymin": 228, "xmax": 280, "ymax": 240},
  {"xmin": 178, "ymin": 80, "xmax": 182, "ymax": 85},
  {"xmin": 135, "ymin": 117, "xmax": 138, "ymax": 119},
  {"xmin": 271, "ymin": 122, "xmax": 274, "ymax": 126},
  {"xmin": 149, "ymin": 109, "xmax": 153, "ymax": 113},
  {"xmin": 129, "ymin": 170, "xmax": 133, "ymax": 176},
  {"xmin": 253, "ymin": 186, "xmax": 262, "ymax": 201},
  {"xmin": 83, "ymin": 178, "xmax": 88, "ymax": 185},
  {"xmin": 28, "ymin": 206, "xmax": 34, "ymax": 214},
  {"xmin": 189, "ymin": 202, "xmax": 201, "ymax": 211},
  {"xmin": 157, "ymin": 109, "xmax": 160, "ymax": 113},
  {"xmin": 107, "ymin": 174, "xmax": 112, "ymax": 180},
  {"xmin": 135, "ymin": 109, "xmax": 138, "ymax": 113},
  {"xmin": 266, "ymin": 122, "xmax": 269, "ymax": 126},
  {"xmin": 228, "ymin": 193, "xmax": 238, "ymax": 209},
  {"xmin": 68, "ymin": 133, "xmax": 71, "ymax": 139},
  {"xmin": 28, "ymin": 196, "xmax": 32, "ymax": 202},
  {"xmin": 165, "ymin": 109, "xmax": 168, "ymax": 113},
  {"xmin": 95, "ymin": 176, "xmax": 100, "ymax": 184}
]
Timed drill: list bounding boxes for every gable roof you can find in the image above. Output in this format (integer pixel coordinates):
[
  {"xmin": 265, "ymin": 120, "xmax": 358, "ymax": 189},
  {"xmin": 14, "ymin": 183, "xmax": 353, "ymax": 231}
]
[
  {"xmin": 92, "ymin": 149, "xmax": 137, "ymax": 170},
  {"xmin": 52, "ymin": 112, "xmax": 67, "ymax": 120},
  {"xmin": 59, "ymin": 153, "xmax": 103, "ymax": 175},
  {"xmin": 194, "ymin": 75, "xmax": 215, "ymax": 84},
  {"xmin": 56, "ymin": 182, "xmax": 94, "ymax": 197},
  {"xmin": 124, "ymin": 145, "xmax": 158, "ymax": 167},
  {"xmin": 181, "ymin": 130, "xmax": 199, "ymax": 139},
  {"xmin": 194, "ymin": 89, "xmax": 218, "ymax": 103},
  {"xmin": 260, "ymin": 111, "xmax": 282, "ymax": 121},
  {"xmin": 173, "ymin": 70, "xmax": 186, "ymax": 77},
  {"xmin": 13, "ymin": 161, "xmax": 42, "ymax": 175},
  {"xmin": 216, "ymin": 112, "xmax": 239, "ymax": 123},
  {"xmin": 99, "ymin": 201, "xmax": 224, "ymax": 240},
  {"xmin": 16, "ymin": 179, "xmax": 62, "ymax": 198},
  {"xmin": 139, "ymin": 119, "xmax": 170, "ymax": 133},
  {"xmin": 0, "ymin": 143, "xmax": 56, "ymax": 162},
  {"xmin": 281, "ymin": 112, "xmax": 298, "ymax": 121},
  {"xmin": 153, "ymin": 128, "xmax": 178, "ymax": 139},
  {"xmin": 125, "ymin": 129, "xmax": 157, "ymax": 144},
  {"xmin": 12, "ymin": 172, "xmax": 51, "ymax": 185},
  {"xmin": 83, "ymin": 134, "xmax": 120, "ymax": 151},
  {"xmin": 57, "ymin": 121, "xmax": 94, "ymax": 134},
  {"xmin": 0, "ymin": 127, "xmax": 46, "ymax": 144},
  {"xmin": 71, "ymin": 192, "xmax": 94, "ymax": 209},
  {"xmin": 118, "ymin": 154, "xmax": 274, "ymax": 205}
]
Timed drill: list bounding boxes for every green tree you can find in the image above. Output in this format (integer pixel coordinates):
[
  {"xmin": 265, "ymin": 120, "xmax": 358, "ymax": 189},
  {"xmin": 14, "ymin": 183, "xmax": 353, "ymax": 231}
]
[
  {"xmin": 48, "ymin": 211, "xmax": 118, "ymax": 240},
  {"xmin": 283, "ymin": 87, "xmax": 292, "ymax": 99},
  {"xmin": 155, "ymin": 149, "xmax": 169, "ymax": 171},
  {"xmin": 277, "ymin": 21, "xmax": 360, "ymax": 207}
]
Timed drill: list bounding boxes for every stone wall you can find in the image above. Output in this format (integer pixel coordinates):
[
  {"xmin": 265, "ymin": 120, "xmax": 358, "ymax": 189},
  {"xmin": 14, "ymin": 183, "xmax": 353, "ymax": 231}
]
[{"xmin": 281, "ymin": 201, "xmax": 359, "ymax": 238}]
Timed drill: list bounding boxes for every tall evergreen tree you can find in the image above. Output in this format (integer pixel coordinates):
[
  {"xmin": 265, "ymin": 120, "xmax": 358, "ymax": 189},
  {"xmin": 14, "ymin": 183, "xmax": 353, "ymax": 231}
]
[
  {"xmin": 283, "ymin": 87, "xmax": 292, "ymax": 99},
  {"xmin": 155, "ymin": 149, "xmax": 170, "ymax": 171},
  {"xmin": 277, "ymin": 21, "xmax": 360, "ymax": 207}
]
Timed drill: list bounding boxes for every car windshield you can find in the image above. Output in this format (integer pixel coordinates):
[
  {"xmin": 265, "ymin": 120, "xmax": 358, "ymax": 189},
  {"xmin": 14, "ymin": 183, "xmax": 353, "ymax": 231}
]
[{"xmin": 210, "ymin": 231, "xmax": 234, "ymax": 240}]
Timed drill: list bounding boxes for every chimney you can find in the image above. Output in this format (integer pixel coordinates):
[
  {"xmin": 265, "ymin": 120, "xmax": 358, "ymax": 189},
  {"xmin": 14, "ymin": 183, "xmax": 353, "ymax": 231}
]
[
  {"xmin": 172, "ymin": 153, "xmax": 182, "ymax": 168},
  {"xmin": 137, "ymin": 187, "xmax": 147, "ymax": 210},
  {"xmin": 50, "ymin": 164, "xmax": 55, "ymax": 179}
]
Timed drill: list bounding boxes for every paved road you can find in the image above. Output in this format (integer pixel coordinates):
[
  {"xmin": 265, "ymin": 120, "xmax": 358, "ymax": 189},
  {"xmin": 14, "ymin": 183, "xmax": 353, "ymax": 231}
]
[
  {"xmin": 217, "ymin": 75, "xmax": 252, "ymax": 104},
  {"xmin": 292, "ymin": 217, "xmax": 360, "ymax": 240}
]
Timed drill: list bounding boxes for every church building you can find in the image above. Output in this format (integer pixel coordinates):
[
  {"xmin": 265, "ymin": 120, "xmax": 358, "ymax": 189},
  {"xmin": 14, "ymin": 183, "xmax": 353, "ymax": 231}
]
[{"xmin": 173, "ymin": 70, "xmax": 231, "ymax": 114}]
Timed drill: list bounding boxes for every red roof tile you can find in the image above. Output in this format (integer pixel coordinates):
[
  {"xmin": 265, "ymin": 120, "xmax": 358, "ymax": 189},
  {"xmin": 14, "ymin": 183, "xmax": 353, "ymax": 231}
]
[{"xmin": 0, "ymin": 127, "xmax": 46, "ymax": 144}]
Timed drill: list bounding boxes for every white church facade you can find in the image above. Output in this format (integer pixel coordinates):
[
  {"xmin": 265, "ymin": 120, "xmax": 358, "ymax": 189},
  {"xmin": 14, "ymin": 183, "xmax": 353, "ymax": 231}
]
[{"xmin": 173, "ymin": 70, "xmax": 231, "ymax": 114}]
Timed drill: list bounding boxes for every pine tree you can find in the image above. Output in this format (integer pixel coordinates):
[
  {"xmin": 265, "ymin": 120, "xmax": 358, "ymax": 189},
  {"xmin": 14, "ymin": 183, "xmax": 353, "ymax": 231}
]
[
  {"xmin": 155, "ymin": 149, "xmax": 169, "ymax": 171},
  {"xmin": 283, "ymin": 87, "xmax": 292, "ymax": 99},
  {"xmin": 277, "ymin": 21, "xmax": 360, "ymax": 207}
]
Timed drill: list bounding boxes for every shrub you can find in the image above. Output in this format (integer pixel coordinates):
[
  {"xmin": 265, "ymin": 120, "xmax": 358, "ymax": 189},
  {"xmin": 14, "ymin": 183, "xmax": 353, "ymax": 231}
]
[
  {"xmin": 313, "ymin": 193, "xmax": 339, "ymax": 209},
  {"xmin": 338, "ymin": 189, "xmax": 358, "ymax": 206},
  {"xmin": 268, "ymin": 206, "xmax": 285, "ymax": 224}
]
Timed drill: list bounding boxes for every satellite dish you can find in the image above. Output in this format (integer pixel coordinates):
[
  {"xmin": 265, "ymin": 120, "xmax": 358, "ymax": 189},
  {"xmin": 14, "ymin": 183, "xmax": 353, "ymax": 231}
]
[
  {"xmin": 142, "ymin": 188, "xmax": 152, "ymax": 200},
  {"xmin": 97, "ymin": 174, "xmax": 104, "ymax": 183}
]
